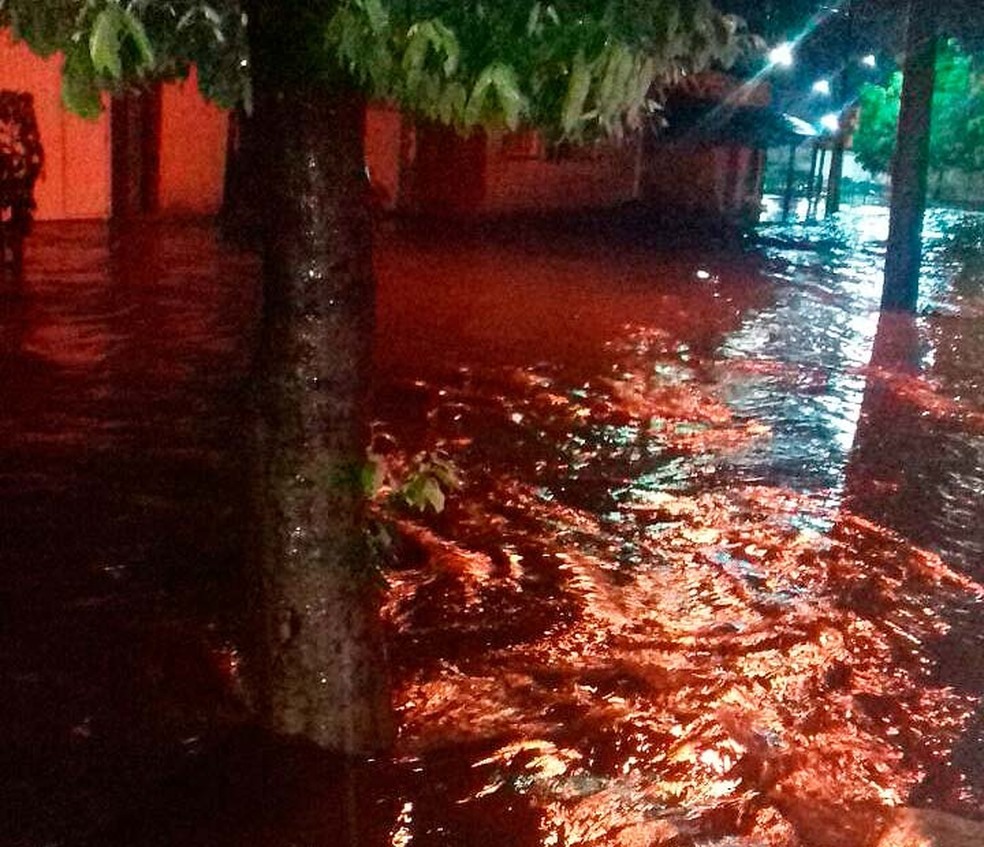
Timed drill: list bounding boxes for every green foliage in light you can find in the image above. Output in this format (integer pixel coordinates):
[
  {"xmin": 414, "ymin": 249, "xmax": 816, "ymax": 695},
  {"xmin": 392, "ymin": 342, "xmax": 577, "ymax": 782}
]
[
  {"xmin": 0, "ymin": 0, "xmax": 249, "ymax": 114},
  {"xmin": 365, "ymin": 445, "xmax": 461, "ymax": 515},
  {"xmin": 853, "ymin": 71, "xmax": 901, "ymax": 177},
  {"xmin": 853, "ymin": 39, "xmax": 984, "ymax": 179},
  {"xmin": 328, "ymin": 0, "xmax": 756, "ymax": 139},
  {"xmin": 1, "ymin": 0, "xmax": 749, "ymax": 140}
]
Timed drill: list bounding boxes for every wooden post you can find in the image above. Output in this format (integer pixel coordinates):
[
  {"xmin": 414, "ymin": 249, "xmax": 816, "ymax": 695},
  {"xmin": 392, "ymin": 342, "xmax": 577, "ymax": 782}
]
[
  {"xmin": 807, "ymin": 142, "xmax": 819, "ymax": 212},
  {"xmin": 782, "ymin": 142, "xmax": 797, "ymax": 220},
  {"xmin": 808, "ymin": 144, "xmax": 827, "ymax": 220},
  {"xmin": 882, "ymin": 0, "xmax": 937, "ymax": 312},
  {"xmin": 826, "ymin": 135, "xmax": 845, "ymax": 215}
]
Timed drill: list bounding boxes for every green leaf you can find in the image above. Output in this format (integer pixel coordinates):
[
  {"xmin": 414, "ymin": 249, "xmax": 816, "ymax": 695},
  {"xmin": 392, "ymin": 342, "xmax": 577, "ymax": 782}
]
[
  {"xmin": 427, "ymin": 456, "xmax": 461, "ymax": 490},
  {"xmin": 202, "ymin": 5, "xmax": 223, "ymax": 27},
  {"xmin": 431, "ymin": 20, "xmax": 460, "ymax": 77},
  {"xmin": 90, "ymin": 5, "xmax": 123, "ymax": 79},
  {"xmin": 491, "ymin": 63, "xmax": 526, "ymax": 130},
  {"xmin": 121, "ymin": 9, "xmax": 155, "ymax": 70},
  {"xmin": 595, "ymin": 45, "xmax": 620, "ymax": 109},
  {"xmin": 328, "ymin": 7, "xmax": 361, "ymax": 67},
  {"xmin": 419, "ymin": 477, "xmax": 445, "ymax": 513},
  {"xmin": 402, "ymin": 22, "xmax": 431, "ymax": 74},
  {"xmin": 464, "ymin": 64, "xmax": 496, "ymax": 126},
  {"xmin": 368, "ymin": 42, "xmax": 395, "ymax": 93},
  {"xmin": 398, "ymin": 473, "xmax": 446, "ymax": 513},
  {"xmin": 360, "ymin": 0, "xmax": 388, "ymax": 34},
  {"xmin": 90, "ymin": 4, "xmax": 155, "ymax": 80},
  {"xmin": 61, "ymin": 74, "xmax": 103, "ymax": 119},
  {"xmin": 438, "ymin": 81, "xmax": 467, "ymax": 124},
  {"xmin": 361, "ymin": 455, "xmax": 385, "ymax": 496},
  {"xmin": 62, "ymin": 43, "xmax": 102, "ymax": 119},
  {"xmin": 609, "ymin": 44, "xmax": 636, "ymax": 107},
  {"xmin": 9, "ymin": 2, "xmax": 64, "ymax": 56},
  {"xmin": 561, "ymin": 50, "xmax": 592, "ymax": 135}
]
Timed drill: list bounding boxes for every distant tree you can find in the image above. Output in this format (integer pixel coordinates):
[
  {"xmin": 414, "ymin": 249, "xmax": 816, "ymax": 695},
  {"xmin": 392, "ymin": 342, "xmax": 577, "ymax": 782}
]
[
  {"xmin": 853, "ymin": 68, "xmax": 903, "ymax": 175},
  {"xmin": 0, "ymin": 0, "xmax": 741, "ymax": 752},
  {"xmin": 854, "ymin": 39, "xmax": 984, "ymax": 183}
]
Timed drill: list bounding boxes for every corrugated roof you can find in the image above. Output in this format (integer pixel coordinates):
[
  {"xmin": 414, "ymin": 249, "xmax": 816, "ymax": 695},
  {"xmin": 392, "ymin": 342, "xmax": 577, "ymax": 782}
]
[{"xmin": 658, "ymin": 96, "xmax": 817, "ymax": 148}]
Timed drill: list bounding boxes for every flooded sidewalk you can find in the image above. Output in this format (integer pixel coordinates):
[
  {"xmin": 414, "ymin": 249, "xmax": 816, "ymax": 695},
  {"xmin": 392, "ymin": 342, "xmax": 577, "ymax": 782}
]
[{"xmin": 2, "ymin": 208, "xmax": 984, "ymax": 845}]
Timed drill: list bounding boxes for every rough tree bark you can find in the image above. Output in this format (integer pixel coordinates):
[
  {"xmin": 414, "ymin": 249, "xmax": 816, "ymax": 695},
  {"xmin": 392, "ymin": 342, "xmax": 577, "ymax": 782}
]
[
  {"xmin": 882, "ymin": 0, "xmax": 937, "ymax": 312},
  {"xmin": 244, "ymin": 0, "xmax": 394, "ymax": 752}
]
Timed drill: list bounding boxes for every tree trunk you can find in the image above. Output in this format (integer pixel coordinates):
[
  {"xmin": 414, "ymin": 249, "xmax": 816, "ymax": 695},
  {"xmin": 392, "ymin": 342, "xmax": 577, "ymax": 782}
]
[
  {"xmin": 882, "ymin": 0, "xmax": 937, "ymax": 312},
  {"xmin": 781, "ymin": 142, "xmax": 796, "ymax": 221},
  {"xmin": 218, "ymin": 106, "xmax": 264, "ymax": 245},
  {"xmin": 825, "ymin": 138, "xmax": 844, "ymax": 215},
  {"xmin": 244, "ymin": 0, "xmax": 394, "ymax": 752},
  {"xmin": 933, "ymin": 167, "xmax": 946, "ymax": 202}
]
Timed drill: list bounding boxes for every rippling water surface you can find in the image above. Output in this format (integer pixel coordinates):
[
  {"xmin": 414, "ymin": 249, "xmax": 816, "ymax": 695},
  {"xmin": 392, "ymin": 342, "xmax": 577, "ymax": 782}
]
[{"xmin": 2, "ymin": 207, "xmax": 984, "ymax": 846}]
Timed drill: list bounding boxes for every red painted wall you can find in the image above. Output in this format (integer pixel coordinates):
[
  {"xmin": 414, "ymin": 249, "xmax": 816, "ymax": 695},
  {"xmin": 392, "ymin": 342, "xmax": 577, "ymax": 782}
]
[
  {"xmin": 400, "ymin": 125, "xmax": 641, "ymax": 216},
  {"xmin": 482, "ymin": 130, "xmax": 639, "ymax": 214},
  {"xmin": 2, "ymin": 29, "xmax": 640, "ymax": 223},
  {"xmin": 0, "ymin": 31, "xmax": 110, "ymax": 220},
  {"xmin": 365, "ymin": 104, "xmax": 403, "ymax": 210},
  {"xmin": 158, "ymin": 69, "xmax": 228, "ymax": 216},
  {"xmin": 1, "ymin": 34, "xmax": 229, "ymax": 221},
  {"xmin": 641, "ymin": 141, "xmax": 764, "ymax": 224}
]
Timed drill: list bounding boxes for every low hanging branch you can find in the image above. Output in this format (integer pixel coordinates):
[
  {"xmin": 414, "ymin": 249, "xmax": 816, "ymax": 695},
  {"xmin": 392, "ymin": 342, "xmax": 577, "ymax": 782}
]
[
  {"xmin": 329, "ymin": 0, "xmax": 750, "ymax": 139},
  {"xmin": 0, "ymin": 0, "xmax": 250, "ymax": 115},
  {"xmin": 0, "ymin": 0, "xmax": 750, "ymax": 140}
]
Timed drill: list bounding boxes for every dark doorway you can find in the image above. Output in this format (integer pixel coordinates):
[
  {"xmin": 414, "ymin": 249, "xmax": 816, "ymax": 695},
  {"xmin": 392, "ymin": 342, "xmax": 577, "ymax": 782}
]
[{"xmin": 111, "ymin": 84, "xmax": 162, "ymax": 219}]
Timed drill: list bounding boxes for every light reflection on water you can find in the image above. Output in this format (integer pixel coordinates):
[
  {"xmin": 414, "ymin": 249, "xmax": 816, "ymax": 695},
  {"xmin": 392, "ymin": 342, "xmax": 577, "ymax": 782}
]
[
  {"xmin": 2, "ymin": 208, "xmax": 984, "ymax": 845},
  {"xmin": 376, "ymin": 205, "xmax": 984, "ymax": 845}
]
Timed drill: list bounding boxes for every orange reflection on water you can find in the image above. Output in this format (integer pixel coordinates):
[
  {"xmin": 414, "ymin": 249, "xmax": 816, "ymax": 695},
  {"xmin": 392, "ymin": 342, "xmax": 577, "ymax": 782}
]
[
  {"xmin": 855, "ymin": 364, "xmax": 984, "ymax": 431},
  {"xmin": 378, "ymin": 347, "xmax": 983, "ymax": 845}
]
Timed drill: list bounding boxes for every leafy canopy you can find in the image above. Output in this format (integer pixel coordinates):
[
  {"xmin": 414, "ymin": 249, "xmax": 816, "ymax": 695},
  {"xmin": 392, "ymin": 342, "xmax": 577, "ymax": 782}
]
[
  {"xmin": 0, "ymin": 0, "xmax": 249, "ymax": 117},
  {"xmin": 853, "ymin": 39, "xmax": 984, "ymax": 177},
  {"xmin": 0, "ymin": 0, "xmax": 746, "ymax": 138}
]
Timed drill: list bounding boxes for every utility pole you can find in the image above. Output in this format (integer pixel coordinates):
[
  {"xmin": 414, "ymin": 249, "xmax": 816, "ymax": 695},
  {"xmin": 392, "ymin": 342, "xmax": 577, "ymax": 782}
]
[
  {"xmin": 825, "ymin": 2, "xmax": 853, "ymax": 215},
  {"xmin": 882, "ymin": 0, "xmax": 937, "ymax": 311}
]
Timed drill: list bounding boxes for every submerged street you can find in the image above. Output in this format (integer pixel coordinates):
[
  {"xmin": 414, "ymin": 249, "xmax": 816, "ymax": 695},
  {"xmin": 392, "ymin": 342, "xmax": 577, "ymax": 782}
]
[{"xmin": 2, "ymin": 206, "xmax": 984, "ymax": 845}]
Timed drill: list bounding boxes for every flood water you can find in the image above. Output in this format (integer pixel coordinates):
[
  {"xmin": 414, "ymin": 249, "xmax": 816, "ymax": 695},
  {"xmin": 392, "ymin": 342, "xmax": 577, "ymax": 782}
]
[{"xmin": 2, "ymin": 205, "xmax": 984, "ymax": 846}]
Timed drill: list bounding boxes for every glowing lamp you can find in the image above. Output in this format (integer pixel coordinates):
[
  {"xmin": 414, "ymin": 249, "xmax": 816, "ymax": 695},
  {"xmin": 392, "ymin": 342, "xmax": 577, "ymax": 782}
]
[{"xmin": 769, "ymin": 43, "xmax": 794, "ymax": 67}]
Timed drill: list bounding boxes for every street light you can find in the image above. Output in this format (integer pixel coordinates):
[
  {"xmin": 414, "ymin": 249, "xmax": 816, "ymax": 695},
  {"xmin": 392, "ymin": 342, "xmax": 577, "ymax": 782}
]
[
  {"xmin": 820, "ymin": 113, "xmax": 840, "ymax": 133},
  {"xmin": 861, "ymin": 53, "xmax": 877, "ymax": 68},
  {"xmin": 812, "ymin": 79, "xmax": 831, "ymax": 96},
  {"xmin": 769, "ymin": 42, "xmax": 794, "ymax": 67}
]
